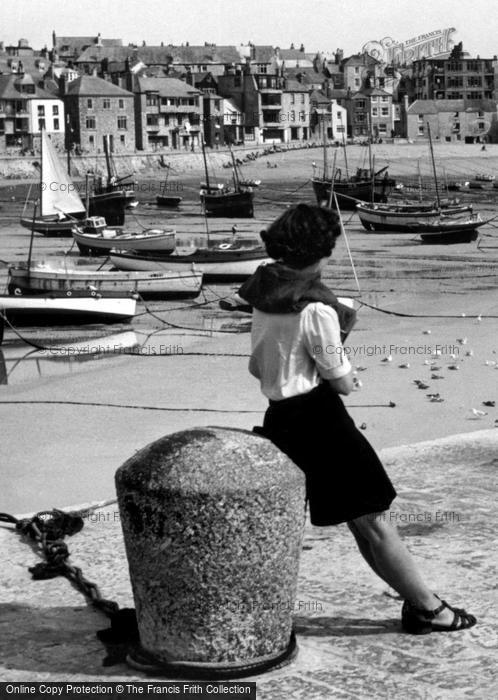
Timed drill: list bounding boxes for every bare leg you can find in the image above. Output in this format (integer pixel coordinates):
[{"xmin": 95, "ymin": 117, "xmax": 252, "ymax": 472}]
[{"xmin": 348, "ymin": 512, "xmax": 454, "ymax": 624}]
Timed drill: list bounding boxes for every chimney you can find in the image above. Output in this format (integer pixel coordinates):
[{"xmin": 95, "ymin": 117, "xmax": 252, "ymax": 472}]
[
  {"xmin": 299, "ymin": 43, "xmax": 305, "ymax": 53},
  {"xmin": 96, "ymin": 33, "xmax": 102, "ymax": 47}
]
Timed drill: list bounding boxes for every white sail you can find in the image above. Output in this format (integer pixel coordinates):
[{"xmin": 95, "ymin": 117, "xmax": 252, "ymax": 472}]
[{"xmin": 40, "ymin": 130, "xmax": 86, "ymax": 217}]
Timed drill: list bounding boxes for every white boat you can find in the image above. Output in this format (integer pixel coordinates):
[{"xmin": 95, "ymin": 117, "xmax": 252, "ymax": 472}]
[
  {"xmin": 71, "ymin": 217, "xmax": 176, "ymax": 255},
  {"xmin": 20, "ymin": 131, "xmax": 87, "ymax": 236},
  {"xmin": 109, "ymin": 243, "xmax": 271, "ymax": 282},
  {"xmin": 0, "ymin": 292, "xmax": 136, "ymax": 324},
  {"xmin": 8, "ymin": 261, "xmax": 203, "ymax": 300}
]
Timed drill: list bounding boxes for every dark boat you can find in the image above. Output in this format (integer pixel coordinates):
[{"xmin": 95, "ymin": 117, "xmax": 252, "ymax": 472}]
[
  {"xmin": 311, "ymin": 127, "xmax": 395, "ymax": 209},
  {"xmin": 312, "ymin": 167, "xmax": 396, "ymax": 210},
  {"xmin": 85, "ymin": 135, "xmax": 138, "ymax": 225},
  {"xmin": 156, "ymin": 194, "xmax": 182, "ymax": 208},
  {"xmin": 200, "ymin": 143, "xmax": 254, "ymax": 218}
]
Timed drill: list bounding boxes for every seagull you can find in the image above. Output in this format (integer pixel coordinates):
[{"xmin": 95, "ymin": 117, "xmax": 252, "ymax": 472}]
[
  {"xmin": 417, "ymin": 382, "xmax": 430, "ymax": 390},
  {"xmin": 456, "ymin": 337, "xmax": 468, "ymax": 345},
  {"xmin": 429, "ymin": 396, "xmax": 445, "ymax": 403},
  {"xmin": 482, "ymin": 401, "xmax": 496, "ymax": 407},
  {"xmin": 461, "ymin": 313, "xmax": 466, "ymax": 317},
  {"xmin": 432, "ymin": 366, "xmax": 442, "ymax": 371},
  {"xmin": 399, "ymin": 363, "xmax": 410, "ymax": 368},
  {"xmin": 471, "ymin": 408, "xmax": 488, "ymax": 418},
  {"xmin": 484, "ymin": 360, "xmax": 496, "ymax": 366},
  {"xmin": 431, "ymin": 374, "xmax": 444, "ymax": 380},
  {"xmin": 476, "ymin": 315, "xmax": 482, "ymax": 321},
  {"xmin": 423, "ymin": 329, "xmax": 431, "ymax": 335},
  {"xmin": 356, "ymin": 366, "xmax": 367, "ymax": 372},
  {"xmin": 448, "ymin": 365, "xmax": 460, "ymax": 370},
  {"xmin": 359, "ymin": 423, "xmax": 367, "ymax": 430},
  {"xmin": 465, "ymin": 350, "xmax": 474, "ymax": 357},
  {"xmin": 381, "ymin": 356, "xmax": 393, "ymax": 363}
]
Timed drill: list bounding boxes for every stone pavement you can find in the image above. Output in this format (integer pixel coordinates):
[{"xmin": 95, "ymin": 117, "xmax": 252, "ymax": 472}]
[{"xmin": 1, "ymin": 430, "xmax": 497, "ymax": 699}]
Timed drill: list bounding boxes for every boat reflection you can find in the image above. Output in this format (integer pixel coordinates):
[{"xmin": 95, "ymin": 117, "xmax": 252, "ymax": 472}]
[{"xmin": 0, "ymin": 331, "xmax": 139, "ymax": 385}]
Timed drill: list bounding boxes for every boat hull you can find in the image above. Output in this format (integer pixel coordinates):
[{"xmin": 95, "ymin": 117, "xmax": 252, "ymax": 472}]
[
  {"xmin": 110, "ymin": 249, "xmax": 270, "ymax": 281},
  {"xmin": 20, "ymin": 215, "xmax": 84, "ymax": 237},
  {"xmin": 201, "ymin": 191, "xmax": 254, "ymax": 218},
  {"xmin": 0, "ymin": 292, "xmax": 136, "ymax": 324},
  {"xmin": 8, "ymin": 265, "xmax": 203, "ymax": 300},
  {"xmin": 356, "ymin": 204, "xmax": 474, "ymax": 232},
  {"xmin": 156, "ymin": 195, "xmax": 182, "ymax": 208},
  {"xmin": 312, "ymin": 178, "xmax": 393, "ymax": 210},
  {"xmin": 72, "ymin": 227, "xmax": 176, "ymax": 256},
  {"xmin": 88, "ymin": 190, "xmax": 138, "ymax": 226}
]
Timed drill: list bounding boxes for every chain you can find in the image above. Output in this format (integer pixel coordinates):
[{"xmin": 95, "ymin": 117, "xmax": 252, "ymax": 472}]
[{"xmin": 0, "ymin": 508, "xmax": 119, "ymax": 618}]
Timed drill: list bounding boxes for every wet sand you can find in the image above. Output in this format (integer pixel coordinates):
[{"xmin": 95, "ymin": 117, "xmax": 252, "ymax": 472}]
[{"xmin": 1, "ymin": 143, "xmax": 497, "ymax": 513}]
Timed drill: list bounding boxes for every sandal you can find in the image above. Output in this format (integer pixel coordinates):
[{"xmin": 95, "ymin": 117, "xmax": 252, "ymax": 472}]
[{"xmin": 401, "ymin": 596, "xmax": 477, "ymax": 634}]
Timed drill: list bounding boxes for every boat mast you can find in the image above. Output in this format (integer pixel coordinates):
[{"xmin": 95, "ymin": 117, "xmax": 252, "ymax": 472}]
[
  {"xmin": 427, "ymin": 122, "xmax": 441, "ymax": 211},
  {"xmin": 201, "ymin": 138, "xmax": 211, "ymax": 191},
  {"xmin": 103, "ymin": 135, "xmax": 112, "ymax": 186},
  {"xmin": 230, "ymin": 148, "xmax": 240, "ymax": 191},
  {"xmin": 341, "ymin": 128, "xmax": 349, "ymax": 180},
  {"xmin": 322, "ymin": 118, "xmax": 328, "ymax": 180},
  {"xmin": 417, "ymin": 159, "xmax": 422, "ymax": 203}
]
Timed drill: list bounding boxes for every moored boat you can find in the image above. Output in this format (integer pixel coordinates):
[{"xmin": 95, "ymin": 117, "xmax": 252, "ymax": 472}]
[
  {"xmin": 200, "ymin": 143, "xmax": 254, "ymax": 218},
  {"xmin": 71, "ymin": 216, "xmax": 176, "ymax": 256},
  {"xmin": 8, "ymin": 261, "xmax": 203, "ymax": 300},
  {"xmin": 110, "ymin": 243, "xmax": 270, "ymax": 281},
  {"xmin": 356, "ymin": 200, "xmax": 473, "ymax": 231},
  {"xmin": 0, "ymin": 291, "xmax": 136, "ymax": 324}
]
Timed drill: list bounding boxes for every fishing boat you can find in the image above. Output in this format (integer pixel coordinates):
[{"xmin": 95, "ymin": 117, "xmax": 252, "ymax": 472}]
[
  {"xmin": 311, "ymin": 128, "xmax": 395, "ymax": 210},
  {"xmin": 356, "ymin": 200, "xmax": 474, "ymax": 231},
  {"xmin": 20, "ymin": 131, "xmax": 87, "ymax": 236},
  {"xmin": 156, "ymin": 168, "xmax": 182, "ymax": 207},
  {"xmin": 85, "ymin": 135, "xmax": 138, "ymax": 224},
  {"xmin": 8, "ymin": 261, "xmax": 203, "ymax": 300},
  {"xmin": 0, "ymin": 291, "xmax": 136, "ymax": 324},
  {"xmin": 110, "ymin": 242, "xmax": 270, "ymax": 282},
  {"xmin": 71, "ymin": 216, "xmax": 176, "ymax": 256},
  {"xmin": 475, "ymin": 173, "xmax": 495, "ymax": 182},
  {"xmin": 356, "ymin": 123, "xmax": 486, "ymax": 243},
  {"xmin": 200, "ymin": 143, "xmax": 254, "ymax": 218}
]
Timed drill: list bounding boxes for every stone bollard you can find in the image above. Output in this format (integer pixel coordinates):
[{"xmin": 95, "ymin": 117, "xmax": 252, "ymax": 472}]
[{"xmin": 115, "ymin": 426, "xmax": 306, "ymax": 678}]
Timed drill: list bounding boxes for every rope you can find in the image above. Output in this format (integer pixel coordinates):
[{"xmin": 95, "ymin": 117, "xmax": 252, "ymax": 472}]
[{"xmin": 334, "ymin": 193, "xmax": 361, "ymax": 294}]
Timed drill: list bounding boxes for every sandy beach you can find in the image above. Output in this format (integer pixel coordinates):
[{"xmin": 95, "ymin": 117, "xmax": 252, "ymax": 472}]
[{"xmin": 0, "ymin": 142, "xmax": 497, "ymax": 514}]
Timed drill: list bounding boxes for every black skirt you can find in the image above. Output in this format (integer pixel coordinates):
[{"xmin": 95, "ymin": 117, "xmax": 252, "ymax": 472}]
[{"xmin": 256, "ymin": 383, "xmax": 397, "ymax": 526}]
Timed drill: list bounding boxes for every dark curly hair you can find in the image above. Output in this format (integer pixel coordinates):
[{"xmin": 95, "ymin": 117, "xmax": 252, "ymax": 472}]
[{"xmin": 261, "ymin": 204, "xmax": 341, "ymax": 268}]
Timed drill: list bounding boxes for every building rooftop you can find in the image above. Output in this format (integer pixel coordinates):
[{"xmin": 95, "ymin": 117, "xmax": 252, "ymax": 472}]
[
  {"xmin": 65, "ymin": 75, "xmax": 134, "ymax": 97},
  {"xmin": 407, "ymin": 98, "xmax": 498, "ymax": 114},
  {"xmin": 135, "ymin": 76, "xmax": 202, "ymax": 97}
]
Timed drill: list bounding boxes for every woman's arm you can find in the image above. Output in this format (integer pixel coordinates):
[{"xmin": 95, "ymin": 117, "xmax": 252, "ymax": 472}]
[{"xmin": 327, "ymin": 371, "xmax": 354, "ymax": 396}]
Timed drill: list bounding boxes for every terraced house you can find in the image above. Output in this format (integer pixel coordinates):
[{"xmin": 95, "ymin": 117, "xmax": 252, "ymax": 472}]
[
  {"xmin": 0, "ymin": 71, "xmax": 65, "ymax": 152},
  {"xmin": 63, "ymin": 75, "xmax": 135, "ymax": 152},
  {"xmin": 133, "ymin": 76, "xmax": 203, "ymax": 150}
]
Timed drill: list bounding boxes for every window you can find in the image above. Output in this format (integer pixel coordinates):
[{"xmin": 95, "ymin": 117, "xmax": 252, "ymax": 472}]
[
  {"xmin": 53, "ymin": 118, "xmax": 60, "ymax": 130},
  {"xmin": 38, "ymin": 118, "xmax": 45, "ymax": 131},
  {"xmin": 120, "ymin": 135, "xmax": 126, "ymax": 145},
  {"xmin": 418, "ymin": 125, "xmax": 424, "ymax": 135},
  {"xmin": 381, "ymin": 107, "xmax": 389, "ymax": 116},
  {"xmin": 354, "ymin": 78, "xmax": 360, "ymax": 87},
  {"xmin": 478, "ymin": 121, "xmax": 486, "ymax": 130},
  {"xmin": 336, "ymin": 112, "xmax": 342, "ymax": 119},
  {"xmin": 146, "ymin": 114, "xmax": 158, "ymax": 126},
  {"xmin": 372, "ymin": 107, "xmax": 378, "ymax": 116},
  {"xmin": 89, "ymin": 135, "xmax": 95, "ymax": 145},
  {"xmin": 381, "ymin": 96, "xmax": 389, "ymax": 102},
  {"xmin": 117, "ymin": 116, "xmax": 127, "ymax": 130},
  {"xmin": 378, "ymin": 123, "xmax": 387, "ymax": 134},
  {"xmin": 52, "ymin": 105, "xmax": 59, "ymax": 115},
  {"xmin": 118, "ymin": 99, "xmax": 124, "ymax": 109},
  {"xmin": 356, "ymin": 100, "xmax": 365, "ymax": 109},
  {"xmin": 418, "ymin": 114, "xmax": 424, "ymax": 122},
  {"xmin": 86, "ymin": 116, "xmax": 96, "ymax": 129},
  {"xmin": 291, "ymin": 94, "xmax": 295, "ymax": 104},
  {"xmin": 355, "ymin": 67, "xmax": 360, "ymax": 74},
  {"xmin": 87, "ymin": 98, "xmax": 93, "ymax": 109},
  {"xmin": 146, "ymin": 93, "xmax": 157, "ymax": 106},
  {"xmin": 37, "ymin": 105, "xmax": 45, "ymax": 116},
  {"xmin": 103, "ymin": 98, "xmax": 111, "ymax": 109},
  {"xmin": 301, "ymin": 94, "xmax": 305, "ymax": 104}
]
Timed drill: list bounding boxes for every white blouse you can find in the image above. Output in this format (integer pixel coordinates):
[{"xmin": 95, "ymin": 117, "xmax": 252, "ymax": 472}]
[{"xmin": 249, "ymin": 302, "xmax": 352, "ymax": 401}]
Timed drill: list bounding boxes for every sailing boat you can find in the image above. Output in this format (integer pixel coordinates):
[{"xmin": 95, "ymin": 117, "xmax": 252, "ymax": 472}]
[
  {"xmin": 311, "ymin": 126, "xmax": 395, "ymax": 210},
  {"xmin": 200, "ymin": 142, "xmax": 254, "ymax": 218},
  {"xmin": 86, "ymin": 135, "xmax": 138, "ymax": 225},
  {"xmin": 356, "ymin": 123, "xmax": 487, "ymax": 243},
  {"xmin": 156, "ymin": 164, "xmax": 182, "ymax": 207},
  {"xmin": 20, "ymin": 130, "xmax": 87, "ymax": 236},
  {"xmin": 4, "ymin": 132, "xmax": 137, "ymax": 323}
]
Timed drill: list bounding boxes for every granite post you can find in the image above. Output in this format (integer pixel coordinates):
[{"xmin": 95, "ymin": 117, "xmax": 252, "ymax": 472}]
[{"xmin": 115, "ymin": 426, "xmax": 306, "ymax": 676}]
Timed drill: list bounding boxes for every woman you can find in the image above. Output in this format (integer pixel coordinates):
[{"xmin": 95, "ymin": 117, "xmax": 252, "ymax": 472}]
[{"xmin": 239, "ymin": 203, "xmax": 476, "ymax": 634}]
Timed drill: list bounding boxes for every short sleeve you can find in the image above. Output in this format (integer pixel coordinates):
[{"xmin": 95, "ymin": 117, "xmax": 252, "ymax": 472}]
[{"xmin": 302, "ymin": 303, "xmax": 352, "ymax": 380}]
